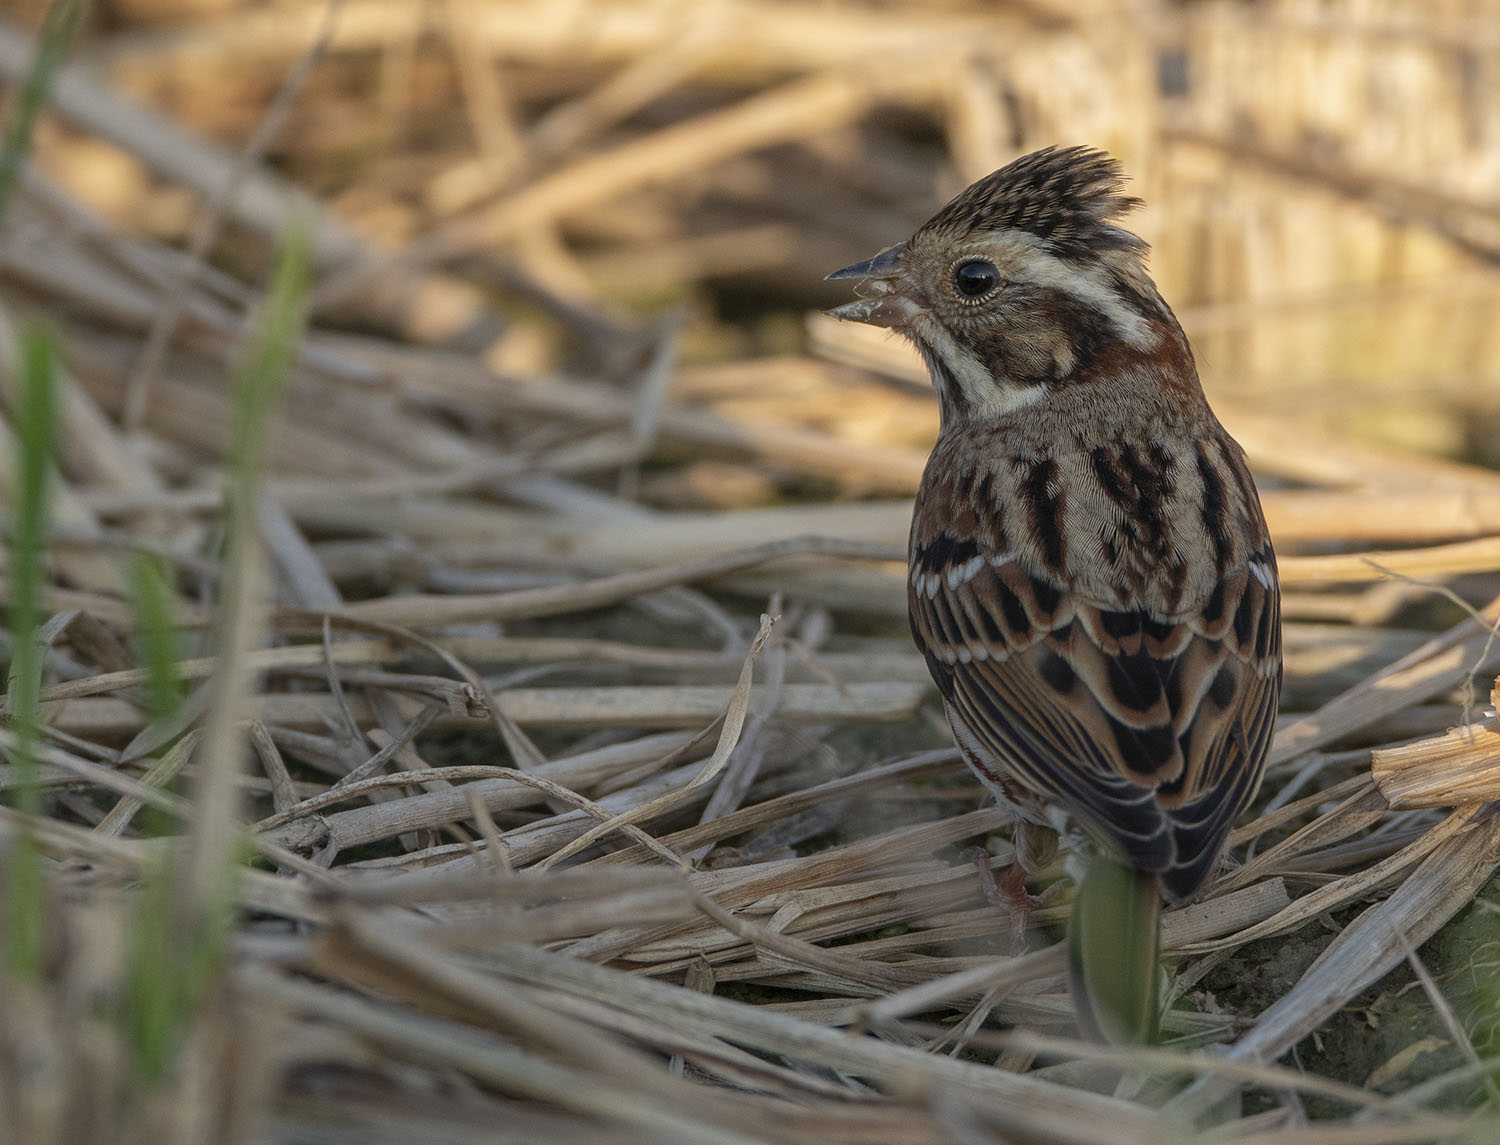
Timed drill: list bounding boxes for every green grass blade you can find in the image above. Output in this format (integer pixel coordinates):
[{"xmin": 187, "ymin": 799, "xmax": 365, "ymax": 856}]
[
  {"xmin": 3, "ymin": 327, "xmax": 59, "ymax": 981},
  {"xmin": 0, "ymin": 0, "xmax": 90, "ymax": 226},
  {"xmin": 124, "ymin": 220, "xmax": 312, "ymax": 1085},
  {"xmin": 127, "ymin": 553, "xmax": 183, "ymax": 726},
  {"xmin": 185, "ymin": 217, "xmax": 310, "ymax": 904},
  {"xmin": 1068, "ymin": 853, "xmax": 1162, "ymax": 1046}
]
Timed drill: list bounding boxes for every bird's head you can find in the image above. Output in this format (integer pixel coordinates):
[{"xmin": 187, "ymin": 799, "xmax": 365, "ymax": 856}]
[{"xmin": 827, "ymin": 146, "xmax": 1188, "ymax": 424}]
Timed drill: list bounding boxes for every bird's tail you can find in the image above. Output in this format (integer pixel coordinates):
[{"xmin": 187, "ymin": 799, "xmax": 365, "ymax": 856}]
[{"xmin": 1068, "ymin": 855, "xmax": 1161, "ymax": 1045}]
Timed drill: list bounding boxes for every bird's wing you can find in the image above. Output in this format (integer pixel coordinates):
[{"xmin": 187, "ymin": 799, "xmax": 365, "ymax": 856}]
[{"xmin": 909, "ymin": 532, "xmax": 1280, "ymax": 901}]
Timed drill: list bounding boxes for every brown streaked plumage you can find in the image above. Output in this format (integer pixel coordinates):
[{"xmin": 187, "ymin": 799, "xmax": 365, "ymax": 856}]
[{"xmin": 827, "ymin": 145, "xmax": 1281, "ymax": 1041}]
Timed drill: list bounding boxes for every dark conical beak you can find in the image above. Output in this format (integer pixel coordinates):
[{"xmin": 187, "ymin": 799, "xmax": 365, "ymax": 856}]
[
  {"xmin": 823, "ymin": 242, "xmax": 928, "ymax": 329},
  {"xmin": 824, "ymin": 242, "xmax": 907, "ymax": 282}
]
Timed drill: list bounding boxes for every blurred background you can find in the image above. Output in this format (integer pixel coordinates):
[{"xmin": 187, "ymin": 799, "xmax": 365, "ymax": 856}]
[
  {"xmin": 5, "ymin": 3, "xmax": 1500, "ymax": 1134},
  {"xmin": 7, "ymin": 0, "xmax": 1500, "ymax": 503}
]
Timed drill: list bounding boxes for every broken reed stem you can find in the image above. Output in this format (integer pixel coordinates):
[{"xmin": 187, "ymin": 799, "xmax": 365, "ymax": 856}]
[{"xmin": 537, "ymin": 614, "xmax": 776, "ymax": 870}]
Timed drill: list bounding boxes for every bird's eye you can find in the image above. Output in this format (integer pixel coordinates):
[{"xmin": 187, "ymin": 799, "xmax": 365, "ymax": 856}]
[{"xmin": 952, "ymin": 259, "xmax": 999, "ymax": 300}]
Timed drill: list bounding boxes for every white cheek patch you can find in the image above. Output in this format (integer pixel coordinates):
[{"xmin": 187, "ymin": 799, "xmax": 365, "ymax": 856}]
[
  {"xmin": 985, "ymin": 381, "xmax": 1048, "ymax": 416},
  {"xmin": 914, "ymin": 316, "xmax": 1048, "ymax": 416},
  {"xmin": 994, "ymin": 234, "xmax": 1160, "ymax": 351}
]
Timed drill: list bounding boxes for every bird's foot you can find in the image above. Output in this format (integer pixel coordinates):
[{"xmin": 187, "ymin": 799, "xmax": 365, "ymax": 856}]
[{"xmin": 966, "ymin": 845, "xmax": 1043, "ymax": 950}]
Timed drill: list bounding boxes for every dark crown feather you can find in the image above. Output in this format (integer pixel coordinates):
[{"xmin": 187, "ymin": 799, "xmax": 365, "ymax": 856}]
[{"xmin": 916, "ymin": 146, "xmax": 1146, "ymax": 261}]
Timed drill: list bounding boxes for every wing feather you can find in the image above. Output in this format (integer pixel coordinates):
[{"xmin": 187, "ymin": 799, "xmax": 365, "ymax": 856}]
[{"xmin": 910, "ymin": 530, "xmax": 1281, "ymax": 902}]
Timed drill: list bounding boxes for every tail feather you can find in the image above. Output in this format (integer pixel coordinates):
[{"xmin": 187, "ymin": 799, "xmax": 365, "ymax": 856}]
[{"xmin": 1068, "ymin": 856, "xmax": 1161, "ymax": 1045}]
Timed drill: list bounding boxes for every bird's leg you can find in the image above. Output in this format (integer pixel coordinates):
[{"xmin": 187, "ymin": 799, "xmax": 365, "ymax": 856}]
[{"xmin": 969, "ymin": 819, "xmax": 1055, "ymax": 948}]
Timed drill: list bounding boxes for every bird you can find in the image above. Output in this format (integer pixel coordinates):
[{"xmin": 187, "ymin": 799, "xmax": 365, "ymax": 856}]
[{"xmin": 825, "ymin": 145, "xmax": 1281, "ymax": 1044}]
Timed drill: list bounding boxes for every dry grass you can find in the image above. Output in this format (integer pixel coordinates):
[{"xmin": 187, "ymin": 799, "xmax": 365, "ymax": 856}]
[{"xmin": 3, "ymin": 1, "xmax": 1500, "ymax": 1141}]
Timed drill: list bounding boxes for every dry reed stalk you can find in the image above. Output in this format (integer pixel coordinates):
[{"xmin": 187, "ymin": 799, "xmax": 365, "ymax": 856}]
[
  {"xmin": 374, "ymin": 346, "xmax": 934, "ymax": 491},
  {"xmin": 313, "ymin": 534, "xmax": 905, "ymax": 627},
  {"xmin": 0, "ymin": 19, "xmax": 365, "ymax": 266},
  {"xmin": 42, "ymin": 633, "xmax": 915, "ymax": 702},
  {"xmin": 1168, "ymin": 807, "xmax": 1500, "ymax": 1121},
  {"xmin": 447, "ymin": 68, "xmax": 946, "ymax": 248},
  {"xmin": 473, "ymin": 944, "xmax": 1171, "ymax": 1145},
  {"xmin": 1162, "ymin": 123, "xmax": 1500, "ymax": 262},
  {"xmin": 121, "ymin": 1, "xmax": 344, "ymax": 434},
  {"xmin": 1269, "ymin": 591, "xmax": 1500, "ymax": 766},
  {"xmin": 427, "ymin": 12, "xmax": 722, "ymax": 217},
  {"xmin": 316, "ymin": 60, "xmax": 951, "ymax": 307},
  {"xmin": 99, "ymin": 1, "xmax": 1038, "ymax": 86},
  {"xmin": 40, "ymin": 681, "xmax": 925, "ymax": 739},
  {"xmin": 1372, "ymin": 680, "xmax": 1500, "ymax": 808}
]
